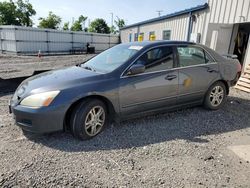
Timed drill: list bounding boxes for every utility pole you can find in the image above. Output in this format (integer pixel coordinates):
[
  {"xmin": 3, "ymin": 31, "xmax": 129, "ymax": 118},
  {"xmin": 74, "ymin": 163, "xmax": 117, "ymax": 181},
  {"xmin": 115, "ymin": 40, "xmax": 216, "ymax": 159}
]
[
  {"xmin": 156, "ymin": 10, "xmax": 163, "ymax": 17},
  {"xmin": 110, "ymin": 12, "xmax": 114, "ymax": 33}
]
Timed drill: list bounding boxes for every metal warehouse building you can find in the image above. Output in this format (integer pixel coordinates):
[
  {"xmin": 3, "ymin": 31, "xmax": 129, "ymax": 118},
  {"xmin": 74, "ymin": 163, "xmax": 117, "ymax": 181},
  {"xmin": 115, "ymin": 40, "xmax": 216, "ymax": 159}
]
[{"xmin": 120, "ymin": 0, "xmax": 250, "ymax": 75}]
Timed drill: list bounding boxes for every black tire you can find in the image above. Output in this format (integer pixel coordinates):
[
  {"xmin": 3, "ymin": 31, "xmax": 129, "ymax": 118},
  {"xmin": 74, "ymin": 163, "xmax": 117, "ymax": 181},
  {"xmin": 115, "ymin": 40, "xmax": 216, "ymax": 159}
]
[
  {"xmin": 70, "ymin": 99, "xmax": 108, "ymax": 140},
  {"xmin": 203, "ymin": 81, "xmax": 227, "ymax": 110}
]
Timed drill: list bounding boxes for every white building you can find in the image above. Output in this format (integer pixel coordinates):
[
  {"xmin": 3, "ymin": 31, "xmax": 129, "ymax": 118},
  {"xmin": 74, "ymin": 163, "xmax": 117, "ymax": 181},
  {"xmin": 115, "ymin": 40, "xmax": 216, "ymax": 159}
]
[{"xmin": 120, "ymin": 0, "xmax": 250, "ymax": 73}]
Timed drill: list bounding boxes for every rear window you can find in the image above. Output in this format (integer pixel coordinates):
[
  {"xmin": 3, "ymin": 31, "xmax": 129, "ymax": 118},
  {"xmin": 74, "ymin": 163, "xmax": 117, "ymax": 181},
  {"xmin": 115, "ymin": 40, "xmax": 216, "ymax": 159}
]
[{"xmin": 177, "ymin": 46, "xmax": 214, "ymax": 67}]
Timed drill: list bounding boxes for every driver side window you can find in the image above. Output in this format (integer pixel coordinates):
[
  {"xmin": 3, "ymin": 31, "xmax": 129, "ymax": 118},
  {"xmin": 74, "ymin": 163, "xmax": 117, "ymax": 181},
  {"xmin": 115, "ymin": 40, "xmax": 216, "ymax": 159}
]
[{"xmin": 135, "ymin": 46, "xmax": 174, "ymax": 73}]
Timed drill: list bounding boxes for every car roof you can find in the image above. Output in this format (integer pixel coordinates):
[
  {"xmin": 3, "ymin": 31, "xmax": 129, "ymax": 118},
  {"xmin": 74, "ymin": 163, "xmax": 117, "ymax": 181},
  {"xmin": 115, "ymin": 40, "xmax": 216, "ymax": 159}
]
[{"xmin": 123, "ymin": 40, "xmax": 195, "ymax": 48}]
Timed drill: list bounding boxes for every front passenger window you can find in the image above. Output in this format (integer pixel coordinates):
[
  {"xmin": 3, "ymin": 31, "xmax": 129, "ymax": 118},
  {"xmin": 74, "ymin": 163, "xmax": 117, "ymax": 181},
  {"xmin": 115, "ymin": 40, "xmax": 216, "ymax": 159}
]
[
  {"xmin": 177, "ymin": 46, "xmax": 206, "ymax": 67},
  {"xmin": 135, "ymin": 46, "xmax": 174, "ymax": 73}
]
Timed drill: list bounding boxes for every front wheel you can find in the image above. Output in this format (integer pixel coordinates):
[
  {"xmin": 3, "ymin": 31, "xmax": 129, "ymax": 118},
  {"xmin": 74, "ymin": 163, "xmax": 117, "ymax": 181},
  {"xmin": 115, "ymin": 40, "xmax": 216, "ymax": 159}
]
[
  {"xmin": 70, "ymin": 99, "xmax": 108, "ymax": 140},
  {"xmin": 203, "ymin": 82, "xmax": 227, "ymax": 110}
]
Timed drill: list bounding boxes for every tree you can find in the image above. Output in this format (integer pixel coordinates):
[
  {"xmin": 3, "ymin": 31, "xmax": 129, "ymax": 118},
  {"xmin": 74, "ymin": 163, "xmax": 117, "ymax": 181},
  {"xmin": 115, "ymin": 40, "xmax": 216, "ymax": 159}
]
[
  {"xmin": 0, "ymin": 0, "xmax": 18, "ymax": 25},
  {"xmin": 108, "ymin": 17, "xmax": 126, "ymax": 34},
  {"xmin": 71, "ymin": 21, "xmax": 81, "ymax": 31},
  {"xmin": 71, "ymin": 15, "xmax": 87, "ymax": 31},
  {"xmin": 88, "ymin": 18, "xmax": 110, "ymax": 34},
  {"xmin": 63, "ymin": 22, "xmax": 69, "ymax": 30},
  {"xmin": 110, "ymin": 25, "xmax": 116, "ymax": 34},
  {"xmin": 0, "ymin": 0, "xmax": 36, "ymax": 26},
  {"xmin": 38, "ymin": 11, "xmax": 61, "ymax": 29},
  {"xmin": 115, "ymin": 17, "xmax": 125, "ymax": 30},
  {"xmin": 16, "ymin": 0, "xmax": 36, "ymax": 26},
  {"xmin": 78, "ymin": 15, "xmax": 87, "ymax": 28}
]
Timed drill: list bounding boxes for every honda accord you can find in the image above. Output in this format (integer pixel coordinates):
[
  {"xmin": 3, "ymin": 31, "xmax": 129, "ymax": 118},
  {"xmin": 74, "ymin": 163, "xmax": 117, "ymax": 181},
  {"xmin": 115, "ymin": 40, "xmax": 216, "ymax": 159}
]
[{"xmin": 9, "ymin": 41, "xmax": 241, "ymax": 140}]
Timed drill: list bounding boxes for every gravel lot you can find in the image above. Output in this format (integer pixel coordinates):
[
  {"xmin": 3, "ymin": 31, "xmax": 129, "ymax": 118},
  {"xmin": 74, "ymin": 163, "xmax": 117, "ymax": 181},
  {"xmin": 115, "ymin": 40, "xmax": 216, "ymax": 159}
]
[
  {"xmin": 0, "ymin": 87, "xmax": 249, "ymax": 187},
  {"xmin": 0, "ymin": 54, "xmax": 94, "ymax": 79}
]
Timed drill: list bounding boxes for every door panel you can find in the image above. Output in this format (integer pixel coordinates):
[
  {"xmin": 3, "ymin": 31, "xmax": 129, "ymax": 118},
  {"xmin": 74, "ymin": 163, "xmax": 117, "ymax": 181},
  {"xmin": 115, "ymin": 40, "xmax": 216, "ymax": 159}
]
[
  {"xmin": 119, "ymin": 70, "xmax": 178, "ymax": 116},
  {"xmin": 205, "ymin": 23, "xmax": 234, "ymax": 55},
  {"xmin": 178, "ymin": 63, "xmax": 219, "ymax": 103},
  {"xmin": 176, "ymin": 46, "xmax": 220, "ymax": 104},
  {"xmin": 119, "ymin": 45, "xmax": 178, "ymax": 116},
  {"xmin": 210, "ymin": 30, "xmax": 218, "ymax": 50}
]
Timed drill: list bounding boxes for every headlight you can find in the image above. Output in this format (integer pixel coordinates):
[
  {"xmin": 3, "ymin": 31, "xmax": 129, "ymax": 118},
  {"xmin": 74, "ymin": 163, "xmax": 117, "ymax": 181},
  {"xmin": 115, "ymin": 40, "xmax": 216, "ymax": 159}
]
[{"xmin": 20, "ymin": 91, "xmax": 60, "ymax": 108}]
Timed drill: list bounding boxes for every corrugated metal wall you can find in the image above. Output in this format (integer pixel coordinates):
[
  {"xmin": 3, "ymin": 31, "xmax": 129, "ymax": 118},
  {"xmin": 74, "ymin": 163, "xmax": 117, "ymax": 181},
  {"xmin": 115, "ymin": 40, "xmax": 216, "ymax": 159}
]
[
  {"xmin": 120, "ymin": 27, "xmax": 138, "ymax": 42},
  {"xmin": 0, "ymin": 26, "xmax": 120, "ymax": 54},
  {"xmin": 138, "ymin": 15, "xmax": 191, "ymax": 41},
  {"xmin": 201, "ymin": 0, "xmax": 250, "ymax": 54},
  {"xmin": 120, "ymin": 9, "xmax": 206, "ymax": 43},
  {"xmin": 120, "ymin": 0, "xmax": 250, "ymax": 45},
  {"xmin": 0, "ymin": 28, "xmax": 16, "ymax": 52},
  {"xmin": 191, "ymin": 10, "xmax": 208, "ymax": 44},
  {"xmin": 208, "ymin": 0, "xmax": 250, "ymax": 24}
]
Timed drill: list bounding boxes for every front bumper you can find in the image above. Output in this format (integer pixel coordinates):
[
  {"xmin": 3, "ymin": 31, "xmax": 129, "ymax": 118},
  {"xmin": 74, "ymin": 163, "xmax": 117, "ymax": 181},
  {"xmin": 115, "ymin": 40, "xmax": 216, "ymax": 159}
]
[{"xmin": 10, "ymin": 104, "xmax": 66, "ymax": 134}]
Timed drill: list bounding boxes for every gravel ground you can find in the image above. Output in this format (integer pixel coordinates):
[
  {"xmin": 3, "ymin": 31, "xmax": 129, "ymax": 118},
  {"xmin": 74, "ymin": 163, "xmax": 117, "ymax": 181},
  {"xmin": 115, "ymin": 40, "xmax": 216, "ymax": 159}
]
[
  {"xmin": 0, "ymin": 54, "xmax": 94, "ymax": 79},
  {"xmin": 0, "ymin": 88, "xmax": 249, "ymax": 187}
]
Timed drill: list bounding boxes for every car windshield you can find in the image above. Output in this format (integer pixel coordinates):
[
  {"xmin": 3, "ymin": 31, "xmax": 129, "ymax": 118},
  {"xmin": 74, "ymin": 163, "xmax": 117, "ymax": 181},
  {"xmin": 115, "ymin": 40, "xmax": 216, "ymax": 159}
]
[{"xmin": 81, "ymin": 44, "xmax": 143, "ymax": 73}]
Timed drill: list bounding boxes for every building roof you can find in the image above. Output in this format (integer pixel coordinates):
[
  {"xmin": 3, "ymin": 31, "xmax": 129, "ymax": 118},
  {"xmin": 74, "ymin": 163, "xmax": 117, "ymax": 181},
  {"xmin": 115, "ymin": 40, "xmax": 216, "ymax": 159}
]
[{"xmin": 121, "ymin": 3, "xmax": 209, "ymax": 30}]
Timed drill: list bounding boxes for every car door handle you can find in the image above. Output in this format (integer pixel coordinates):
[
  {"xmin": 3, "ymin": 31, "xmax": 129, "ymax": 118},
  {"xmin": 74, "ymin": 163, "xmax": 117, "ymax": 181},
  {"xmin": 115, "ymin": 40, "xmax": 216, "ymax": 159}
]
[
  {"xmin": 207, "ymin": 68, "xmax": 216, "ymax": 73},
  {"xmin": 165, "ymin": 75, "xmax": 177, "ymax": 81}
]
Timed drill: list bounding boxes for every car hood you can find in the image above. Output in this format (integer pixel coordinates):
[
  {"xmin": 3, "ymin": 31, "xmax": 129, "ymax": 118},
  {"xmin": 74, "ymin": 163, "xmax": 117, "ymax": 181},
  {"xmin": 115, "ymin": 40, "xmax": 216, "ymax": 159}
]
[{"xmin": 14, "ymin": 66, "xmax": 101, "ymax": 98}]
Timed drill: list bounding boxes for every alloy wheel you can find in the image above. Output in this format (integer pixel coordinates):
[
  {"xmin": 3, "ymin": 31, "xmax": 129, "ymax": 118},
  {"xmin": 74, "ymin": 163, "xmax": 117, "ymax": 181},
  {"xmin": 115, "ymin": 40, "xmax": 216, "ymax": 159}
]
[
  {"xmin": 84, "ymin": 106, "xmax": 105, "ymax": 136},
  {"xmin": 209, "ymin": 86, "xmax": 224, "ymax": 107}
]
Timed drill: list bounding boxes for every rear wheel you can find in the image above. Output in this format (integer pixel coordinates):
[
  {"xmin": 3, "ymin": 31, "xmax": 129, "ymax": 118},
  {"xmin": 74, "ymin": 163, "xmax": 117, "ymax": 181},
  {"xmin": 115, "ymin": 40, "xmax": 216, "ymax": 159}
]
[
  {"xmin": 203, "ymin": 81, "xmax": 227, "ymax": 110},
  {"xmin": 70, "ymin": 99, "xmax": 108, "ymax": 140}
]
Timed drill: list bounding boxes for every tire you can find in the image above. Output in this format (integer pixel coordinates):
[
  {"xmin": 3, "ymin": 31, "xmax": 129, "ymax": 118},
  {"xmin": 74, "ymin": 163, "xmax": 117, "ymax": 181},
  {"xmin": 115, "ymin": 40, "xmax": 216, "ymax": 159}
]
[
  {"xmin": 203, "ymin": 81, "xmax": 227, "ymax": 110},
  {"xmin": 70, "ymin": 99, "xmax": 108, "ymax": 140}
]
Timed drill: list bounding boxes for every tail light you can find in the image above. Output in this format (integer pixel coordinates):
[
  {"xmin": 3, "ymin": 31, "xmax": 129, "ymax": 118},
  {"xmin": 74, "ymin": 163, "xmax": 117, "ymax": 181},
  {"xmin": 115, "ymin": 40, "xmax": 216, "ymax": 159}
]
[{"xmin": 237, "ymin": 63, "xmax": 242, "ymax": 73}]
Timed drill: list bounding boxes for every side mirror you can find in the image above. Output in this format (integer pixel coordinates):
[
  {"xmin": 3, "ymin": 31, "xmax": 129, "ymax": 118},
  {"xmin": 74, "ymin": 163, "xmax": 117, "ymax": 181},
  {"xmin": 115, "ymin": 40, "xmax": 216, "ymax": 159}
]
[{"xmin": 127, "ymin": 64, "xmax": 145, "ymax": 75}]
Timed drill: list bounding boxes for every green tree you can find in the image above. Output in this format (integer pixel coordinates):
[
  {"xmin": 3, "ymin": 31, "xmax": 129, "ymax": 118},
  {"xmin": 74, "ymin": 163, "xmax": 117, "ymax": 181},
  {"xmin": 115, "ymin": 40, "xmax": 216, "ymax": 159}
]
[
  {"xmin": 115, "ymin": 17, "xmax": 125, "ymax": 30},
  {"xmin": 0, "ymin": 0, "xmax": 18, "ymax": 25},
  {"xmin": 88, "ymin": 18, "xmax": 110, "ymax": 34},
  {"xmin": 110, "ymin": 25, "xmax": 116, "ymax": 34},
  {"xmin": 71, "ymin": 15, "xmax": 87, "ymax": 31},
  {"xmin": 16, "ymin": 0, "xmax": 36, "ymax": 26},
  {"xmin": 0, "ymin": 0, "xmax": 36, "ymax": 26},
  {"xmin": 38, "ymin": 11, "xmax": 61, "ymax": 29},
  {"xmin": 63, "ymin": 22, "xmax": 69, "ymax": 30},
  {"xmin": 71, "ymin": 21, "xmax": 81, "ymax": 31}
]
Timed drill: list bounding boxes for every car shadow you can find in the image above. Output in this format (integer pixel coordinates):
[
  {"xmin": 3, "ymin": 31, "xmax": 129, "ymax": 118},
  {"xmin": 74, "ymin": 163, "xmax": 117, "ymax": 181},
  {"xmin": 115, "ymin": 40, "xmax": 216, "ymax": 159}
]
[
  {"xmin": 0, "ymin": 71, "xmax": 48, "ymax": 97},
  {"xmin": 0, "ymin": 77, "xmax": 27, "ymax": 97},
  {"xmin": 25, "ymin": 95, "xmax": 250, "ymax": 152}
]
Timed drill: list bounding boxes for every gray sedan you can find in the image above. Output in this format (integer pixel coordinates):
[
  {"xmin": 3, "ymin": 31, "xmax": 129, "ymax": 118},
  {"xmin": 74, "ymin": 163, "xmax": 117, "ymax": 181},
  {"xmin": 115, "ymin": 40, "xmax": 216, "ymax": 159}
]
[{"xmin": 10, "ymin": 41, "xmax": 241, "ymax": 140}]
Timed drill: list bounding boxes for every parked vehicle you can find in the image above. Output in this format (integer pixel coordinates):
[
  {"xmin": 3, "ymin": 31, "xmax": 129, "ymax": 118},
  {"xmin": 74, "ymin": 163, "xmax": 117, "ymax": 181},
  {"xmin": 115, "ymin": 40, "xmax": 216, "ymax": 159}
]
[{"xmin": 9, "ymin": 41, "xmax": 241, "ymax": 140}]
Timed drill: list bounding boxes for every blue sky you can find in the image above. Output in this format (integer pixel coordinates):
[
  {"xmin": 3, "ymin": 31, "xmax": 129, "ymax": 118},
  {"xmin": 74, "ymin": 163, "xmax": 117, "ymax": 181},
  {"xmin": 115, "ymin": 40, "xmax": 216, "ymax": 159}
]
[{"xmin": 2, "ymin": 0, "xmax": 207, "ymax": 27}]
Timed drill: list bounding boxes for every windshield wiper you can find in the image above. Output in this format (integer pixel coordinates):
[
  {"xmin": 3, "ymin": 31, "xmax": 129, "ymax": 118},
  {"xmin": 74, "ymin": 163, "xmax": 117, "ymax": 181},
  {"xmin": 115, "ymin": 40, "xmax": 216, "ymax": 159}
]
[
  {"xmin": 76, "ymin": 60, "xmax": 88, "ymax": 67},
  {"xmin": 82, "ymin": 65, "xmax": 96, "ymax": 72}
]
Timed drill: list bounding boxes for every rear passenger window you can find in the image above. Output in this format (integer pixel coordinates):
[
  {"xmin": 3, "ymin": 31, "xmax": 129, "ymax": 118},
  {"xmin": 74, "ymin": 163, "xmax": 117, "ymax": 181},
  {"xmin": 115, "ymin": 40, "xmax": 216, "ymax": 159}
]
[
  {"xmin": 204, "ymin": 52, "xmax": 215, "ymax": 63},
  {"xmin": 177, "ymin": 46, "xmax": 207, "ymax": 67},
  {"xmin": 135, "ymin": 46, "xmax": 174, "ymax": 73}
]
